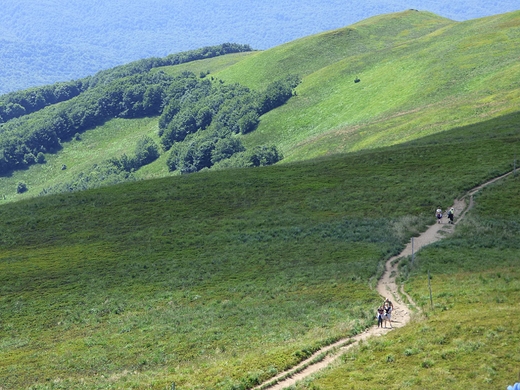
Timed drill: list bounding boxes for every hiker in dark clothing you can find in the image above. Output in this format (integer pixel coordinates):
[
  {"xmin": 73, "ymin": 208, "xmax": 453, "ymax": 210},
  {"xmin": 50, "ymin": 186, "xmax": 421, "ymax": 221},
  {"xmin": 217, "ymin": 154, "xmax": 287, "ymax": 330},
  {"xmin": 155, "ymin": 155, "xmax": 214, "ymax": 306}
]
[
  {"xmin": 377, "ymin": 306, "xmax": 384, "ymax": 327},
  {"xmin": 447, "ymin": 207, "xmax": 454, "ymax": 224}
]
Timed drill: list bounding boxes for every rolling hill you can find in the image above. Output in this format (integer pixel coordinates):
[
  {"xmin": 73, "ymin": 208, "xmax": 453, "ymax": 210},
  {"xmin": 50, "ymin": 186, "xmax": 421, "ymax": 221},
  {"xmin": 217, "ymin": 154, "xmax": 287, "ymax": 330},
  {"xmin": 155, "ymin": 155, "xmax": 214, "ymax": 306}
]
[
  {"xmin": 1, "ymin": 10, "xmax": 519, "ymax": 202},
  {"xmin": 214, "ymin": 10, "xmax": 520, "ymax": 161},
  {"xmin": 0, "ymin": 9, "xmax": 519, "ymax": 390}
]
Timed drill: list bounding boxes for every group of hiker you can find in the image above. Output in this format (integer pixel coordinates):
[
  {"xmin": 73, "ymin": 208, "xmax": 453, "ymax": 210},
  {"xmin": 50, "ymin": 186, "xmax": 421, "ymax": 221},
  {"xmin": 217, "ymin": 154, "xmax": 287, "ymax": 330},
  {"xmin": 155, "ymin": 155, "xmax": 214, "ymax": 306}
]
[
  {"xmin": 376, "ymin": 298, "xmax": 393, "ymax": 328},
  {"xmin": 435, "ymin": 206, "xmax": 455, "ymax": 224},
  {"xmin": 374, "ymin": 207, "xmax": 457, "ymax": 329}
]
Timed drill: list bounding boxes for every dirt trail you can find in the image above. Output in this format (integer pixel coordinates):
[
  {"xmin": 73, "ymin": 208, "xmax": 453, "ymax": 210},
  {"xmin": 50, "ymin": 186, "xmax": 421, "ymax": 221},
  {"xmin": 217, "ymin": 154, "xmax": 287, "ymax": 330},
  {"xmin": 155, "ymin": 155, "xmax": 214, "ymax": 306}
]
[{"xmin": 254, "ymin": 171, "xmax": 513, "ymax": 390}]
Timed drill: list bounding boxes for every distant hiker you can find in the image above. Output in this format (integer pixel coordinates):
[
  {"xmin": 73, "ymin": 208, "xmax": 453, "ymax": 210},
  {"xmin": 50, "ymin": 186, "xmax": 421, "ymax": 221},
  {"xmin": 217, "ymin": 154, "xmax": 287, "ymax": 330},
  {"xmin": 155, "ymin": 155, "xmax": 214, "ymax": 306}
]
[
  {"xmin": 384, "ymin": 303, "xmax": 393, "ymax": 328},
  {"xmin": 436, "ymin": 207, "xmax": 443, "ymax": 223},
  {"xmin": 377, "ymin": 306, "xmax": 384, "ymax": 328},
  {"xmin": 447, "ymin": 207, "xmax": 454, "ymax": 224},
  {"xmin": 384, "ymin": 297, "xmax": 393, "ymax": 310}
]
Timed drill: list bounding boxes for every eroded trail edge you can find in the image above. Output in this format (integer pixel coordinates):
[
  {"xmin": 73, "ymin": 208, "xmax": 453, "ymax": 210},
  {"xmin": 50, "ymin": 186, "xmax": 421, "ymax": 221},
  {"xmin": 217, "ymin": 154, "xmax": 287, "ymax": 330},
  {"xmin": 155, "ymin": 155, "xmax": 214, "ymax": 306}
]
[{"xmin": 253, "ymin": 171, "xmax": 513, "ymax": 390}]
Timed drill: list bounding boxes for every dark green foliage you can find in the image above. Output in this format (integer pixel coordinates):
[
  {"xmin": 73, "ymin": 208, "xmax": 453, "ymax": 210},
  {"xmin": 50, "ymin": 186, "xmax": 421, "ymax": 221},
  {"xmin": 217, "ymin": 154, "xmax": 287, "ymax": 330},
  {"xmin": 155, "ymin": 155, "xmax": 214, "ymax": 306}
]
[
  {"xmin": 166, "ymin": 130, "xmax": 224, "ymax": 173},
  {"xmin": 158, "ymin": 80, "xmax": 257, "ymax": 148},
  {"xmin": 0, "ymin": 44, "xmax": 253, "ymax": 175},
  {"xmin": 16, "ymin": 182, "xmax": 27, "ymax": 194},
  {"xmin": 212, "ymin": 145, "xmax": 283, "ymax": 169},
  {"xmin": 85, "ymin": 43, "xmax": 252, "ymax": 89},
  {"xmin": 258, "ymin": 75, "xmax": 301, "ymax": 115},
  {"xmin": 36, "ymin": 152, "xmax": 46, "ymax": 164},
  {"xmin": 247, "ymin": 145, "xmax": 284, "ymax": 167},
  {"xmin": 0, "ymin": 80, "xmax": 85, "ymax": 123},
  {"xmin": 159, "ymin": 75, "xmax": 298, "ymax": 173},
  {"xmin": 134, "ymin": 136, "xmax": 160, "ymax": 167},
  {"xmin": 0, "ymin": 72, "xmax": 174, "ymax": 174},
  {"xmin": 0, "ymin": 47, "xmax": 297, "ymax": 179},
  {"xmin": 211, "ymin": 136, "xmax": 246, "ymax": 164}
]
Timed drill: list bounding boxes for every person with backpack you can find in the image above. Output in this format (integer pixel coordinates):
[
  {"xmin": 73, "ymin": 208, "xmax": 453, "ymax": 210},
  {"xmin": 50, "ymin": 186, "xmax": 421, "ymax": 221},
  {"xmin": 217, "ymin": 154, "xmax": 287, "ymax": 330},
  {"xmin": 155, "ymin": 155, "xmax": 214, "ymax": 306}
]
[
  {"xmin": 436, "ymin": 207, "xmax": 443, "ymax": 223},
  {"xmin": 376, "ymin": 305, "xmax": 384, "ymax": 328},
  {"xmin": 383, "ymin": 301, "xmax": 393, "ymax": 328},
  {"xmin": 447, "ymin": 207, "xmax": 454, "ymax": 224}
]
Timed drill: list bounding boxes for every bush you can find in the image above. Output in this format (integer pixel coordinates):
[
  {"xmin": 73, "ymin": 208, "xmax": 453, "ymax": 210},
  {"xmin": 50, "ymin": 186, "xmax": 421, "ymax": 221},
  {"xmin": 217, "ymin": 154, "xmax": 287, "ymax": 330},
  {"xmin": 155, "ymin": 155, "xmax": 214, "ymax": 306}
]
[
  {"xmin": 36, "ymin": 152, "xmax": 46, "ymax": 164},
  {"xmin": 247, "ymin": 145, "xmax": 283, "ymax": 167},
  {"xmin": 16, "ymin": 182, "xmax": 28, "ymax": 194},
  {"xmin": 134, "ymin": 136, "xmax": 160, "ymax": 166}
]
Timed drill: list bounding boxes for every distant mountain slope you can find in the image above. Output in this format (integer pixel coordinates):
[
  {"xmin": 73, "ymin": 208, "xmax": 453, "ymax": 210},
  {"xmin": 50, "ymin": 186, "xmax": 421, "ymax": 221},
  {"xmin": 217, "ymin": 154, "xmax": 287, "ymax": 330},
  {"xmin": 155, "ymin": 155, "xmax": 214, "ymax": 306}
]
[{"xmin": 1, "ymin": 0, "xmax": 518, "ymax": 93}]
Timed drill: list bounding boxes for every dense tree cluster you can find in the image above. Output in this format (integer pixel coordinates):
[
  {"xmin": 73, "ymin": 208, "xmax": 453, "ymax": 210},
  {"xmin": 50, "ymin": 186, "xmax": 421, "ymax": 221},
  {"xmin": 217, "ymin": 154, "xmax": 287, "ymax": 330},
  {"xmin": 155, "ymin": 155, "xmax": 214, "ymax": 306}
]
[
  {"xmin": 87, "ymin": 43, "xmax": 253, "ymax": 88},
  {"xmin": 159, "ymin": 74, "xmax": 299, "ymax": 173},
  {"xmin": 1, "ymin": 46, "xmax": 298, "ymax": 192},
  {"xmin": 0, "ymin": 80, "xmax": 86, "ymax": 123},
  {"xmin": 0, "ymin": 72, "xmax": 171, "ymax": 174},
  {"xmin": 0, "ymin": 43, "xmax": 252, "ymax": 124}
]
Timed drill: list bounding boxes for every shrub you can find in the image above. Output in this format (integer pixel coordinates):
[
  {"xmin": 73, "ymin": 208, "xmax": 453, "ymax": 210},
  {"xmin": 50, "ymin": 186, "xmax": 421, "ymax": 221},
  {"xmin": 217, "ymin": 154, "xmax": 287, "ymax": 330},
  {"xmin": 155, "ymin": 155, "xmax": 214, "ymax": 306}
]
[
  {"xmin": 36, "ymin": 152, "xmax": 46, "ymax": 164},
  {"xmin": 16, "ymin": 182, "xmax": 27, "ymax": 194}
]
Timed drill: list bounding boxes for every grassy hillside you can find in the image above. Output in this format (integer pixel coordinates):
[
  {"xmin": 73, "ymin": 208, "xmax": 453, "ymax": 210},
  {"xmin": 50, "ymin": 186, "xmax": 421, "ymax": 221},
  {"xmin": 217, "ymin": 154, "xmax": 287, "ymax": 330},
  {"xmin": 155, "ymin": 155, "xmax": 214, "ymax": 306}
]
[
  {"xmin": 3, "ymin": 10, "xmax": 520, "ymax": 202},
  {"xmin": 214, "ymin": 10, "xmax": 520, "ymax": 162},
  {"xmin": 0, "ymin": 107, "xmax": 518, "ymax": 389}
]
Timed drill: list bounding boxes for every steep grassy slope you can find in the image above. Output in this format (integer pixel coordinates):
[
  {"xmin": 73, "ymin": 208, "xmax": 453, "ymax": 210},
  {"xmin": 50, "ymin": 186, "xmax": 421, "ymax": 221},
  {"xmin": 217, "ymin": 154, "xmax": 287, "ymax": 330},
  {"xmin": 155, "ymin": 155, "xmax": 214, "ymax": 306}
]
[
  {"xmin": 214, "ymin": 10, "xmax": 454, "ymax": 89},
  {"xmin": 215, "ymin": 10, "xmax": 520, "ymax": 162},
  {"xmin": 0, "ymin": 109, "xmax": 518, "ymax": 389}
]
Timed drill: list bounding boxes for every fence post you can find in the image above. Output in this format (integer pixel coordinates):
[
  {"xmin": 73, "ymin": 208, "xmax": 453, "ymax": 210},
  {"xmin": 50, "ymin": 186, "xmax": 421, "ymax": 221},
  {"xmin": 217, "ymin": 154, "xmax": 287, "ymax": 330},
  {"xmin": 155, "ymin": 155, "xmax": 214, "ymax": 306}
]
[
  {"xmin": 428, "ymin": 269, "xmax": 433, "ymax": 309},
  {"xmin": 171, "ymin": 383, "xmax": 176, "ymax": 390},
  {"xmin": 411, "ymin": 237, "xmax": 415, "ymax": 265}
]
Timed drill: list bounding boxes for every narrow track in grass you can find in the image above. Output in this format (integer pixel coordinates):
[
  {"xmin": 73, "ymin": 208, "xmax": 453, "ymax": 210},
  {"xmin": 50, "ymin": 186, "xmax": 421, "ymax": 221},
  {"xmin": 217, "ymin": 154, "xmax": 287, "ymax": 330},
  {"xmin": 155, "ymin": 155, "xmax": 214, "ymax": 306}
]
[{"xmin": 253, "ymin": 170, "xmax": 514, "ymax": 390}]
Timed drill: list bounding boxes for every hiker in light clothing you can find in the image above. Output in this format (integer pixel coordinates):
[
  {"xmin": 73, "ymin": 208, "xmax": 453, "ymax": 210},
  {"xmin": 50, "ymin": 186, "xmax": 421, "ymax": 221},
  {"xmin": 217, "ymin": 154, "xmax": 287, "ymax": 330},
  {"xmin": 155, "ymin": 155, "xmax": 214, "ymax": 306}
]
[
  {"xmin": 436, "ymin": 207, "xmax": 443, "ymax": 223},
  {"xmin": 384, "ymin": 302, "xmax": 393, "ymax": 328}
]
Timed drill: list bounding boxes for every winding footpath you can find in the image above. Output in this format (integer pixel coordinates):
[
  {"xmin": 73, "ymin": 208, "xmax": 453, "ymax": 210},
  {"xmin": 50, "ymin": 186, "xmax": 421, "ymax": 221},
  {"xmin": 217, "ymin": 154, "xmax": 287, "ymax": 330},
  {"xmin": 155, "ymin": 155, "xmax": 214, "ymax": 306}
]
[{"xmin": 254, "ymin": 170, "xmax": 514, "ymax": 390}]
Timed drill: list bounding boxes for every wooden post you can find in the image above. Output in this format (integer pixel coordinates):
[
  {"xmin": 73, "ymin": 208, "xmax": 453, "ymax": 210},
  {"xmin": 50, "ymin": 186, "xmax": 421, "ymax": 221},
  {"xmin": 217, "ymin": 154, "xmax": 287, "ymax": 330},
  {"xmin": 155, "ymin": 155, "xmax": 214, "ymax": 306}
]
[
  {"xmin": 411, "ymin": 237, "xmax": 415, "ymax": 265},
  {"xmin": 428, "ymin": 269, "xmax": 433, "ymax": 309},
  {"xmin": 171, "ymin": 383, "xmax": 176, "ymax": 390}
]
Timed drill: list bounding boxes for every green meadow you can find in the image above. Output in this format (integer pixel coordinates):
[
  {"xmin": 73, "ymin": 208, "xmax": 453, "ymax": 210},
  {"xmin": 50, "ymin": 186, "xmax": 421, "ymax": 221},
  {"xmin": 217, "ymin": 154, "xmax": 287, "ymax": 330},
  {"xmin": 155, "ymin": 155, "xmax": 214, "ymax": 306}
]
[
  {"xmin": 0, "ymin": 107, "xmax": 519, "ymax": 388},
  {"xmin": 0, "ymin": 117, "xmax": 165, "ymax": 203}
]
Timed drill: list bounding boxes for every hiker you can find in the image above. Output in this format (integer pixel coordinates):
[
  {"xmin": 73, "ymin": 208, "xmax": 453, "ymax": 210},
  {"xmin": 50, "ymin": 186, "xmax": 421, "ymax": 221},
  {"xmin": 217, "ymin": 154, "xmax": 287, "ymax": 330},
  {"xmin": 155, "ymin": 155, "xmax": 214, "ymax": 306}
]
[
  {"xmin": 377, "ymin": 305, "xmax": 384, "ymax": 328},
  {"xmin": 384, "ymin": 297, "xmax": 393, "ymax": 310},
  {"xmin": 447, "ymin": 207, "xmax": 454, "ymax": 224},
  {"xmin": 384, "ymin": 303, "xmax": 393, "ymax": 328},
  {"xmin": 436, "ymin": 207, "xmax": 443, "ymax": 223}
]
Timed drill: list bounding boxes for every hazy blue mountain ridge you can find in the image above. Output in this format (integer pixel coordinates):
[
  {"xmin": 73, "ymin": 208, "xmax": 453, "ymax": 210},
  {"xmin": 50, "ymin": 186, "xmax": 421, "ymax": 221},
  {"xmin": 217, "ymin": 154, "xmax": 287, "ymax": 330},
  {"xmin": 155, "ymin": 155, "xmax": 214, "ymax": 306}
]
[{"xmin": 1, "ymin": 0, "xmax": 518, "ymax": 94}]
